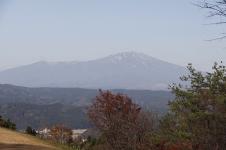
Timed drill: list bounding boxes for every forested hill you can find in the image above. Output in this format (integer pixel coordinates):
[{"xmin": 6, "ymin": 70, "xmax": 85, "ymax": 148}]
[
  {"xmin": 0, "ymin": 84, "xmax": 173, "ymax": 129},
  {"xmin": 0, "ymin": 84, "xmax": 173, "ymax": 107}
]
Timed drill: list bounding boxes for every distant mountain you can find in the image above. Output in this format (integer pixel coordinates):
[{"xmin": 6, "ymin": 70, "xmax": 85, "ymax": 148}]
[
  {"xmin": 0, "ymin": 52, "xmax": 186, "ymax": 90},
  {"xmin": 0, "ymin": 84, "xmax": 173, "ymax": 129}
]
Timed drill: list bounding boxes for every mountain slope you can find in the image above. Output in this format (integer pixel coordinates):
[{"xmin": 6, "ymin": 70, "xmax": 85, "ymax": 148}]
[
  {"xmin": 0, "ymin": 52, "xmax": 186, "ymax": 90},
  {"xmin": 0, "ymin": 127, "xmax": 59, "ymax": 150},
  {"xmin": 0, "ymin": 84, "xmax": 173, "ymax": 129},
  {"xmin": 0, "ymin": 84, "xmax": 173, "ymax": 107}
]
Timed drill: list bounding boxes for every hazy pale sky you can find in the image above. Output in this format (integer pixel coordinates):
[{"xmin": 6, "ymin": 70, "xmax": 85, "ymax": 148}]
[{"xmin": 0, "ymin": 0, "xmax": 225, "ymax": 71}]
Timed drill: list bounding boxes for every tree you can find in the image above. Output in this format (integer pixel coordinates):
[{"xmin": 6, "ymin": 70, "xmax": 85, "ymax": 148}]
[
  {"xmin": 160, "ymin": 63, "xmax": 226, "ymax": 150},
  {"xmin": 50, "ymin": 124, "xmax": 73, "ymax": 144},
  {"xmin": 88, "ymin": 90, "xmax": 154, "ymax": 150},
  {"xmin": 198, "ymin": 0, "xmax": 226, "ymax": 40},
  {"xmin": 0, "ymin": 116, "xmax": 16, "ymax": 130},
  {"xmin": 26, "ymin": 126, "xmax": 37, "ymax": 136},
  {"xmin": 199, "ymin": 0, "xmax": 226, "ymax": 20}
]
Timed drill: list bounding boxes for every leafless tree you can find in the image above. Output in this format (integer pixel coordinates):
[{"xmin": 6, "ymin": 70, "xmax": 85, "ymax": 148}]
[{"xmin": 198, "ymin": 0, "xmax": 226, "ymax": 40}]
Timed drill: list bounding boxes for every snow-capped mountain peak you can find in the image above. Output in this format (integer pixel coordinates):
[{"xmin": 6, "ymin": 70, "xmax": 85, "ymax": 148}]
[
  {"xmin": 102, "ymin": 51, "xmax": 157, "ymax": 65},
  {"xmin": 0, "ymin": 52, "xmax": 186, "ymax": 90}
]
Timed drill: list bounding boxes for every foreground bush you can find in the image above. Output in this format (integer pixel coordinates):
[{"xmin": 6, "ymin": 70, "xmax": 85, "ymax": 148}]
[{"xmin": 26, "ymin": 126, "xmax": 37, "ymax": 136}]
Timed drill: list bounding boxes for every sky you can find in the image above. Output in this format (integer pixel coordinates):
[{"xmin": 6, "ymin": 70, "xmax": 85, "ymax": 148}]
[{"xmin": 0, "ymin": 0, "xmax": 225, "ymax": 71}]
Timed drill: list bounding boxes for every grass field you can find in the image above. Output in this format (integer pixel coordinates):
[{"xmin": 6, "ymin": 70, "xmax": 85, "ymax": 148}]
[{"xmin": 0, "ymin": 127, "xmax": 60, "ymax": 150}]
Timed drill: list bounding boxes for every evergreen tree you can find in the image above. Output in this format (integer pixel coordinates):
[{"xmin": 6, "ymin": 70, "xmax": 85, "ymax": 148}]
[
  {"xmin": 160, "ymin": 62, "xmax": 226, "ymax": 149},
  {"xmin": 26, "ymin": 126, "xmax": 37, "ymax": 136}
]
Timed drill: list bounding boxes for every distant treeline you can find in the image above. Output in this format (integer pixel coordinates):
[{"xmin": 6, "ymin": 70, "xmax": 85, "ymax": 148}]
[{"xmin": 0, "ymin": 116, "xmax": 16, "ymax": 130}]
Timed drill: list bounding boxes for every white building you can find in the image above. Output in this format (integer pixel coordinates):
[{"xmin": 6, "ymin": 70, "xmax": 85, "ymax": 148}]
[{"xmin": 72, "ymin": 129, "xmax": 87, "ymax": 140}]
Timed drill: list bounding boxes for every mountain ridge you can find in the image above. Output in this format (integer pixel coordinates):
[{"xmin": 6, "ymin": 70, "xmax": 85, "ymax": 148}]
[{"xmin": 0, "ymin": 52, "xmax": 186, "ymax": 90}]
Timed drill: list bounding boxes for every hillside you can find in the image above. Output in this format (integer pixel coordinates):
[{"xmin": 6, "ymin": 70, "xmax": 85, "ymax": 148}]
[
  {"xmin": 0, "ymin": 52, "xmax": 186, "ymax": 90},
  {"xmin": 0, "ymin": 127, "xmax": 59, "ymax": 150},
  {"xmin": 0, "ymin": 84, "xmax": 173, "ymax": 129},
  {"xmin": 0, "ymin": 84, "xmax": 173, "ymax": 106}
]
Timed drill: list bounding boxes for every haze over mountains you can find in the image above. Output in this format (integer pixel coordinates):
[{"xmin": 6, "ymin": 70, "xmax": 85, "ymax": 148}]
[
  {"xmin": 0, "ymin": 84, "xmax": 173, "ymax": 129},
  {"xmin": 0, "ymin": 52, "xmax": 186, "ymax": 90}
]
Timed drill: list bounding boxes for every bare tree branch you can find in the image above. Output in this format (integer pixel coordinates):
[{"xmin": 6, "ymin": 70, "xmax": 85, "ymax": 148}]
[{"xmin": 195, "ymin": 0, "xmax": 226, "ymax": 40}]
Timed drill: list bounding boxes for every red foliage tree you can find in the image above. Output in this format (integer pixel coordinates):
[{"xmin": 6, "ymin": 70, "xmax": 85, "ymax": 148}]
[
  {"xmin": 50, "ymin": 124, "xmax": 73, "ymax": 144},
  {"xmin": 88, "ymin": 90, "xmax": 153, "ymax": 150}
]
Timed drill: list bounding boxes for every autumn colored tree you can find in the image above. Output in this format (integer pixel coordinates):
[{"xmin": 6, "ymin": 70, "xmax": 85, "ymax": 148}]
[
  {"xmin": 159, "ymin": 63, "xmax": 226, "ymax": 150},
  {"xmin": 50, "ymin": 124, "xmax": 73, "ymax": 144},
  {"xmin": 88, "ymin": 90, "xmax": 154, "ymax": 150}
]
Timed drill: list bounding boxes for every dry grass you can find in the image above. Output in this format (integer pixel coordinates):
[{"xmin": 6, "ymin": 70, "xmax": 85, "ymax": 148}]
[{"xmin": 0, "ymin": 127, "xmax": 59, "ymax": 150}]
